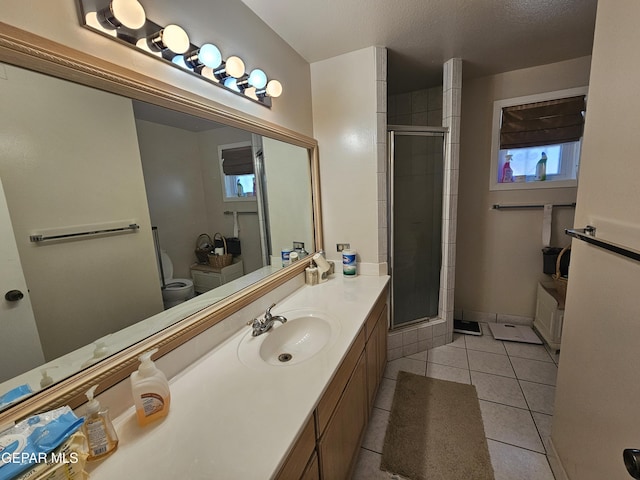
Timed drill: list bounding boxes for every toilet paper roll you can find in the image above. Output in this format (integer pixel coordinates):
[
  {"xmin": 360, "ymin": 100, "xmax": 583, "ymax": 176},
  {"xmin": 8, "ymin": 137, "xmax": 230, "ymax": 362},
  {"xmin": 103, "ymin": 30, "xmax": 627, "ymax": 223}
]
[
  {"xmin": 542, "ymin": 204, "xmax": 553, "ymax": 247},
  {"xmin": 312, "ymin": 253, "xmax": 331, "ymax": 273}
]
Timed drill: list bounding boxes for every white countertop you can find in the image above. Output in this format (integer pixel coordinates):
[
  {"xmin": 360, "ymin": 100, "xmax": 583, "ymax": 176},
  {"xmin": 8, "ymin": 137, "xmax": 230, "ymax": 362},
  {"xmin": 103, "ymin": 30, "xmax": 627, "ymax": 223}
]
[{"xmin": 88, "ymin": 274, "xmax": 389, "ymax": 479}]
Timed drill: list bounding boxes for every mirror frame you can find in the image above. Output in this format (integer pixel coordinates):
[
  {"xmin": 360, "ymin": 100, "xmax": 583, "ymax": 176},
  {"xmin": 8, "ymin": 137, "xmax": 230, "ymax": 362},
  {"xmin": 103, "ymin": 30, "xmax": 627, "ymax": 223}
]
[{"xmin": 0, "ymin": 21, "xmax": 323, "ymax": 425}]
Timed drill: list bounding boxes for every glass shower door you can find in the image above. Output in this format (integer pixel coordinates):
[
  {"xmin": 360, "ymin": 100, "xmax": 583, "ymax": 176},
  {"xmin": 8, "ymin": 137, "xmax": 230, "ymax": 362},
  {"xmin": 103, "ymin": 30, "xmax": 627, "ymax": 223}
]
[{"xmin": 389, "ymin": 128, "xmax": 445, "ymax": 329}]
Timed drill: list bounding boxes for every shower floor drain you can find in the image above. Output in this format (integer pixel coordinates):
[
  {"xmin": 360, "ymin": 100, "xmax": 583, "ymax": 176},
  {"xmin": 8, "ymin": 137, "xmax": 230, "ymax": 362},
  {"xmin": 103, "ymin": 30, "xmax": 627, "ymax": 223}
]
[{"xmin": 278, "ymin": 353, "xmax": 293, "ymax": 362}]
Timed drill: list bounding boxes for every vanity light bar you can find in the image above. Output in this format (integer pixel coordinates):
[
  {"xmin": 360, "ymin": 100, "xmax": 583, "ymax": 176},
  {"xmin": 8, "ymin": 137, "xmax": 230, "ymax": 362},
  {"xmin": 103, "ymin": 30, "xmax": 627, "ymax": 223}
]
[{"xmin": 79, "ymin": 0, "xmax": 282, "ymax": 106}]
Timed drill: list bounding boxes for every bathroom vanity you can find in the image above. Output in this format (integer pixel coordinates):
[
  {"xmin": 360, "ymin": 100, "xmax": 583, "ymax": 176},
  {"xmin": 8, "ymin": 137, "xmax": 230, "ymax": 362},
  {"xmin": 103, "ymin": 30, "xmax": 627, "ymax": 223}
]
[{"xmin": 88, "ymin": 274, "xmax": 389, "ymax": 479}]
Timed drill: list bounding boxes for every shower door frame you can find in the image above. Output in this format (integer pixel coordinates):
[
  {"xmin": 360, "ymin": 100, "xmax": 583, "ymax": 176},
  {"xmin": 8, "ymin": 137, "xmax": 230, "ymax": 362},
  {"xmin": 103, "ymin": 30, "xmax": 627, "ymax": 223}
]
[{"xmin": 388, "ymin": 125, "xmax": 448, "ymax": 331}]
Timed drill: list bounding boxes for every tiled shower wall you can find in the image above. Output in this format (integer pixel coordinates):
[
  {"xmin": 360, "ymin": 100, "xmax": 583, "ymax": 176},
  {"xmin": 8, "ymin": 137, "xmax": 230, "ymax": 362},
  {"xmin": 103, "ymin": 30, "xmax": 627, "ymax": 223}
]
[
  {"xmin": 386, "ymin": 59, "xmax": 462, "ymax": 361},
  {"xmin": 388, "ymin": 86, "xmax": 443, "ymax": 127}
]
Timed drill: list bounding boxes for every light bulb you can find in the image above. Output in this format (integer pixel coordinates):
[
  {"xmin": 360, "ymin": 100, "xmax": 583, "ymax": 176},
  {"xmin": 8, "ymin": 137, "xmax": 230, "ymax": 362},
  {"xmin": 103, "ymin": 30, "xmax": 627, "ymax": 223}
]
[
  {"xmin": 109, "ymin": 0, "xmax": 146, "ymax": 29},
  {"xmin": 135, "ymin": 38, "xmax": 162, "ymax": 57},
  {"xmin": 265, "ymin": 79, "xmax": 283, "ymax": 98},
  {"xmin": 85, "ymin": 12, "xmax": 117, "ymax": 37},
  {"xmin": 198, "ymin": 44, "xmax": 222, "ymax": 69},
  {"xmin": 171, "ymin": 55, "xmax": 191, "ymax": 69},
  {"xmin": 248, "ymin": 69, "xmax": 267, "ymax": 89},
  {"xmin": 224, "ymin": 77, "xmax": 240, "ymax": 92},
  {"xmin": 149, "ymin": 24, "xmax": 190, "ymax": 54},
  {"xmin": 225, "ymin": 56, "xmax": 245, "ymax": 79},
  {"xmin": 200, "ymin": 67, "xmax": 219, "ymax": 82},
  {"xmin": 244, "ymin": 87, "xmax": 259, "ymax": 101}
]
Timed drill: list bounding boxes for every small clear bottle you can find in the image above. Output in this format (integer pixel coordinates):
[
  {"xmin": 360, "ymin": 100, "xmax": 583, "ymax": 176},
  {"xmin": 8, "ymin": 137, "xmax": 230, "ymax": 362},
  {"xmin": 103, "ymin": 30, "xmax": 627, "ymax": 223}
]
[{"xmin": 82, "ymin": 385, "xmax": 119, "ymax": 460}]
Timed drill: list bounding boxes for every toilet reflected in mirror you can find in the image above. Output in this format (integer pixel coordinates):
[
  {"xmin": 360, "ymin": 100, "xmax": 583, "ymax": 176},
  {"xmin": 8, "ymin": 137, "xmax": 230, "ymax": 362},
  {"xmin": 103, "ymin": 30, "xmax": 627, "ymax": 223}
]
[{"xmin": 160, "ymin": 250, "xmax": 195, "ymax": 309}]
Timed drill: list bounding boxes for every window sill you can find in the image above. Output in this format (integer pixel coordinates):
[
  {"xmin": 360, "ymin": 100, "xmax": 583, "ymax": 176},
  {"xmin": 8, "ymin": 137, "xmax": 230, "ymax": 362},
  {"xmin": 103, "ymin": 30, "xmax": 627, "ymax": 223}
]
[{"xmin": 490, "ymin": 179, "xmax": 577, "ymax": 191}]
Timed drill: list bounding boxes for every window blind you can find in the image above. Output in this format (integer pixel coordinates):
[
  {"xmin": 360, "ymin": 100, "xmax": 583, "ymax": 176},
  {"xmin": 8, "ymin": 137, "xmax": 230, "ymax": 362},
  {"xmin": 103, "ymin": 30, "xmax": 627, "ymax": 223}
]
[
  {"xmin": 222, "ymin": 146, "xmax": 254, "ymax": 175},
  {"xmin": 500, "ymin": 95, "xmax": 586, "ymax": 149}
]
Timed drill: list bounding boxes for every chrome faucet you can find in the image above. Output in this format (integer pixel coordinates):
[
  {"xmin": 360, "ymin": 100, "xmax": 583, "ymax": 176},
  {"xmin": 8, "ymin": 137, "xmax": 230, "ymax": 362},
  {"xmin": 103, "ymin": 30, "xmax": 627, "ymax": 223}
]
[{"xmin": 247, "ymin": 303, "xmax": 287, "ymax": 336}]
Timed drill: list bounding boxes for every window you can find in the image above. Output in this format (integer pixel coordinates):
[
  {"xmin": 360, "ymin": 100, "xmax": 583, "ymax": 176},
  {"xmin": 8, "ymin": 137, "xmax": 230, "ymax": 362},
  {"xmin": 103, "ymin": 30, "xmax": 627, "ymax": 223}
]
[
  {"xmin": 218, "ymin": 142, "xmax": 257, "ymax": 202},
  {"xmin": 490, "ymin": 87, "xmax": 587, "ymax": 190}
]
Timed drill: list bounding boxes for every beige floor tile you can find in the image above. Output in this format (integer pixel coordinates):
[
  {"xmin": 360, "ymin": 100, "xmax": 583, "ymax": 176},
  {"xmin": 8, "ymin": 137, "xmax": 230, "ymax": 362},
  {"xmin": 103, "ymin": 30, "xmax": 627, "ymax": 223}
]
[
  {"xmin": 520, "ymin": 381, "xmax": 556, "ymax": 415},
  {"xmin": 479, "ymin": 400, "xmax": 545, "ymax": 453},
  {"xmin": 532, "ymin": 412, "xmax": 553, "ymax": 453},
  {"xmin": 425, "ymin": 362, "xmax": 471, "ymax": 384},
  {"xmin": 406, "ymin": 350, "xmax": 428, "ymax": 361},
  {"xmin": 511, "ymin": 357, "xmax": 558, "ymax": 386},
  {"xmin": 361, "ymin": 408, "xmax": 389, "ymax": 454},
  {"xmin": 470, "ymin": 371, "xmax": 528, "ymax": 409},
  {"xmin": 487, "ymin": 439, "xmax": 555, "ymax": 480},
  {"xmin": 427, "ymin": 344, "xmax": 469, "ymax": 369},
  {"xmin": 468, "ymin": 349, "xmax": 515, "ymax": 378},
  {"xmin": 504, "ymin": 342, "xmax": 554, "ymax": 362},
  {"xmin": 373, "ymin": 377, "xmax": 397, "ymax": 411},
  {"xmin": 465, "ymin": 331, "xmax": 507, "ymax": 355},
  {"xmin": 383, "ymin": 357, "xmax": 426, "ymax": 380},
  {"xmin": 449, "ymin": 332, "xmax": 467, "ymax": 348}
]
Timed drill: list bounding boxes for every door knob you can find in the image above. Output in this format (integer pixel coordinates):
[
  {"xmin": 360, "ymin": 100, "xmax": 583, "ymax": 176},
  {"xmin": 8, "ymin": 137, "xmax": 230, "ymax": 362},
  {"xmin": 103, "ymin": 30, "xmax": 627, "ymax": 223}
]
[
  {"xmin": 624, "ymin": 449, "xmax": 640, "ymax": 479},
  {"xmin": 4, "ymin": 290, "xmax": 24, "ymax": 302}
]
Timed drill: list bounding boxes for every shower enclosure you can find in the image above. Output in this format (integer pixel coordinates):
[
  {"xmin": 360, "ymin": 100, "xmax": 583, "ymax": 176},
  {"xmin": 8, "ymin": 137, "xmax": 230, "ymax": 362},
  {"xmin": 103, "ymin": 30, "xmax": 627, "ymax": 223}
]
[{"xmin": 388, "ymin": 126, "xmax": 447, "ymax": 329}]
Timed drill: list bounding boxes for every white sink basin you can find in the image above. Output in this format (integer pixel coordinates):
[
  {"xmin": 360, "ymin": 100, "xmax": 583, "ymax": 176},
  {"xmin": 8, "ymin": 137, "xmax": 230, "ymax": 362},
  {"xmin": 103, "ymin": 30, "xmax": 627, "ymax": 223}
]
[{"xmin": 237, "ymin": 309, "xmax": 341, "ymax": 368}]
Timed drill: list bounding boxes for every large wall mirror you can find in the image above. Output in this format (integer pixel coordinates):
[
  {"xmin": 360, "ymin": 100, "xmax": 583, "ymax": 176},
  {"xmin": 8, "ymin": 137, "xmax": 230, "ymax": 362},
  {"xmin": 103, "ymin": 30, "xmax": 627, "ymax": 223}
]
[{"xmin": 0, "ymin": 23, "xmax": 321, "ymax": 423}]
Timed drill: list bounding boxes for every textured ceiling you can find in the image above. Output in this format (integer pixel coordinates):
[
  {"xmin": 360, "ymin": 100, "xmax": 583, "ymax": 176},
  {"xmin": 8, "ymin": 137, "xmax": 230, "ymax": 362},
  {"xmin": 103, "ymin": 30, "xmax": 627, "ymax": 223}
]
[{"xmin": 239, "ymin": 0, "xmax": 598, "ymax": 93}]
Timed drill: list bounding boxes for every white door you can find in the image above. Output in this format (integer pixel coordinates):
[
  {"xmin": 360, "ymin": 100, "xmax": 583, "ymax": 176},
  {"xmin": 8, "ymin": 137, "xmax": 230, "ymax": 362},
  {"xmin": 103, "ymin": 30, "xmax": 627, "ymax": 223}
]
[{"xmin": 0, "ymin": 176, "xmax": 44, "ymax": 382}]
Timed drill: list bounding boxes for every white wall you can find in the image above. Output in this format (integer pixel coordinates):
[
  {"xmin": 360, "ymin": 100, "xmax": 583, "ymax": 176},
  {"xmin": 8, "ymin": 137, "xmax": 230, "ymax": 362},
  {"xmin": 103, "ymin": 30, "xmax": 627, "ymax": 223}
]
[
  {"xmin": 311, "ymin": 46, "xmax": 387, "ymax": 274},
  {"xmin": 0, "ymin": 64, "xmax": 163, "ymax": 360},
  {"xmin": 1, "ymin": 0, "xmax": 313, "ymax": 137},
  {"xmin": 262, "ymin": 137, "xmax": 314, "ymax": 258},
  {"xmin": 456, "ymin": 56, "xmax": 591, "ymax": 318},
  {"xmin": 135, "ymin": 119, "xmax": 210, "ymax": 279},
  {"xmin": 551, "ymin": 1, "xmax": 640, "ymax": 478}
]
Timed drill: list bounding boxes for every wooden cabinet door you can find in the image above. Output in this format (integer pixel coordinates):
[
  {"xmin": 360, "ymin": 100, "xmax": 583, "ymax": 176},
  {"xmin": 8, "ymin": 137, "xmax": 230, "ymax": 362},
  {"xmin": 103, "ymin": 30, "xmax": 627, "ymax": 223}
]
[
  {"xmin": 301, "ymin": 453, "xmax": 320, "ymax": 480},
  {"xmin": 318, "ymin": 354, "xmax": 367, "ymax": 480},
  {"xmin": 377, "ymin": 305, "xmax": 388, "ymax": 380}
]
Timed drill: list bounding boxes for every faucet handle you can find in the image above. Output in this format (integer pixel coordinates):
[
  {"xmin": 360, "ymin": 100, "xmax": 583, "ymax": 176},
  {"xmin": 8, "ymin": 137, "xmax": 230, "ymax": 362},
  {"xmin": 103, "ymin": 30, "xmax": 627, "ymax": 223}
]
[
  {"xmin": 247, "ymin": 317, "xmax": 262, "ymax": 327},
  {"xmin": 265, "ymin": 303, "xmax": 276, "ymax": 319}
]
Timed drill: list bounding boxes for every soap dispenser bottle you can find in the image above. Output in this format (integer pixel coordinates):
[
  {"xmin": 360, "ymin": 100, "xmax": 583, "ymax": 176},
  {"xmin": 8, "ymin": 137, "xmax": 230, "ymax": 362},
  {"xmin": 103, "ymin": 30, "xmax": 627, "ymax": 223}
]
[
  {"xmin": 130, "ymin": 348, "xmax": 171, "ymax": 426},
  {"xmin": 82, "ymin": 385, "xmax": 119, "ymax": 461}
]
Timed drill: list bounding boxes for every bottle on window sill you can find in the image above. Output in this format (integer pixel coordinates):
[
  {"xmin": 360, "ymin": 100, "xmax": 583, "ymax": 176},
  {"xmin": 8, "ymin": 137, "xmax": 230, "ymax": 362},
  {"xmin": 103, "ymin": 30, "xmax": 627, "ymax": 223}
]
[
  {"xmin": 535, "ymin": 152, "xmax": 547, "ymax": 181},
  {"xmin": 501, "ymin": 154, "xmax": 514, "ymax": 183}
]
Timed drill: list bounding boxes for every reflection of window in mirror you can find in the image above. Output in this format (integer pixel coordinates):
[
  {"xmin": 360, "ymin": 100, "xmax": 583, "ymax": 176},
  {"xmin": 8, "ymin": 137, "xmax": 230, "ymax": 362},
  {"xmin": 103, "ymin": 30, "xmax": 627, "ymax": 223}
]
[{"xmin": 218, "ymin": 142, "xmax": 257, "ymax": 202}]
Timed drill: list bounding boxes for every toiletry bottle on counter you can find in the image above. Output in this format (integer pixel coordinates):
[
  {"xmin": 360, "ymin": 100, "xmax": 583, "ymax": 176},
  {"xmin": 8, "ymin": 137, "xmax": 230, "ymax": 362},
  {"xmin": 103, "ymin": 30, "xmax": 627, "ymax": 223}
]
[
  {"xmin": 342, "ymin": 249, "xmax": 357, "ymax": 277},
  {"xmin": 82, "ymin": 385, "xmax": 119, "ymax": 460},
  {"xmin": 281, "ymin": 247, "xmax": 292, "ymax": 267},
  {"xmin": 305, "ymin": 265, "xmax": 318, "ymax": 285},
  {"xmin": 535, "ymin": 152, "xmax": 547, "ymax": 181},
  {"xmin": 501, "ymin": 154, "xmax": 514, "ymax": 183},
  {"xmin": 130, "ymin": 348, "xmax": 171, "ymax": 426}
]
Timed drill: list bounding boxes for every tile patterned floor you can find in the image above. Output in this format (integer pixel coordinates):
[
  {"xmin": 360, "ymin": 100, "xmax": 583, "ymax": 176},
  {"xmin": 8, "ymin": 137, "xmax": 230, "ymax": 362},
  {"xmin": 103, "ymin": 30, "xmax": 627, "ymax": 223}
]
[{"xmin": 352, "ymin": 323, "xmax": 560, "ymax": 480}]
